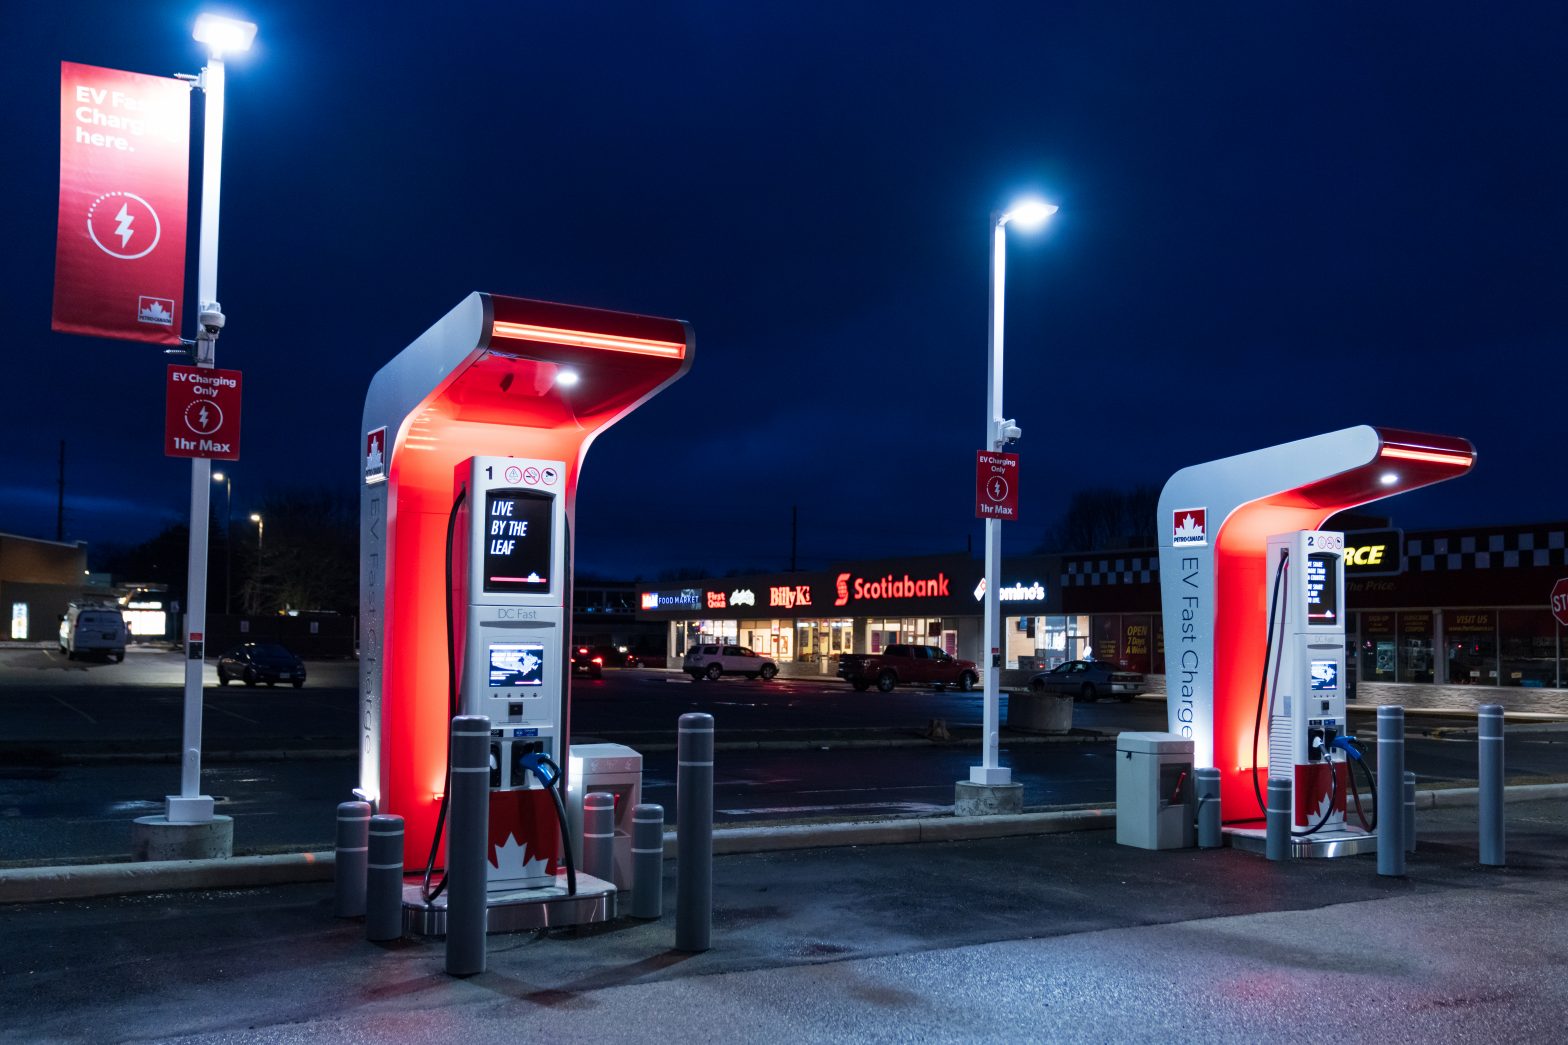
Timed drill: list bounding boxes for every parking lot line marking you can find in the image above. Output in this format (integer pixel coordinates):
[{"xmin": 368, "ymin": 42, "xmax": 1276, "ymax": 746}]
[
  {"xmin": 47, "ymin": 693, "xmax": 97, "ymax": 725},
  {"xmin": 203, "ymin": 701, "xmax": 260, "ymax": 725}
]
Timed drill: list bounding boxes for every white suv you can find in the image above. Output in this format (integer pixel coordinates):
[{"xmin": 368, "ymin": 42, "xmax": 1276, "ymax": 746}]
[{"xmin": 683, "ymin": 644, "xmax": 779, "ymax": 681}]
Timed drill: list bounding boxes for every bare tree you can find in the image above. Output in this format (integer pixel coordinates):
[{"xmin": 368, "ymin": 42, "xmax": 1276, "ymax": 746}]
[{"xmin": 1038, "ymin": 484, "xmax": 1160, "ymax": 552}]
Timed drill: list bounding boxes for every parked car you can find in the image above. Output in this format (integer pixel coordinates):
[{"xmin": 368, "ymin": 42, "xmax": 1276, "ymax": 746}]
[
  {"xmin": 572, "ymin": 646, "xmax": 604, "ymax": 679},
  {"xmin": 58, "ymin": 603, "xmax": 127, "ymax": 662},
  {"xmin": 590, "ymin": 645, "xmax": 640, "ymax": 668},
  {"xmin": 837, "ymin": 644, "xmax": 978, "ymax": 693},
  {"xmin": 218, "ymin": 643, "xmax": 307, "ymax": 688},
  {"xmin": 1027, "ymin": 660, "xmax": 1144, "ymax": 702},
  {"xmin": 683, "ymin": 644, "xmax": 778, "ymax": 681}
]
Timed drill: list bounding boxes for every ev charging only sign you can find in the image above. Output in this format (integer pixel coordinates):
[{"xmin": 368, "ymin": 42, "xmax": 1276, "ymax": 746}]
[{"xmin": 165, "ymin": 365, "xmax": 241, "ymax": 460}]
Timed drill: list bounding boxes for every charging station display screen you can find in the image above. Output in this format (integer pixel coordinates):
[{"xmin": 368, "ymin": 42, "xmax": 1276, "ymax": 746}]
[
  {"xmin": 489, "ymin": 642, "xmax": 545, "ymax": 687},
  {"xmin": 1305, "ymin": 552, "xmax": 1339, "ymax": 624},
  {"xmin": 483, "ymin": 490, "xmax": 552, "ymax": 594},
  {"xmin": 1310, "ymin": 660, "xmax": 1338, "ymax": 691}
]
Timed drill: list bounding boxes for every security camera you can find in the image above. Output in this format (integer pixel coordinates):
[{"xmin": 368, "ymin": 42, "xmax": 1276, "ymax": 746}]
[
  {"xmin": 1001, "ymin": 422, "xmax": 1022, "ymax": 444},
  {"xmin": 198, "ymin": 305, "xmax": 225, "ymax": 332}
]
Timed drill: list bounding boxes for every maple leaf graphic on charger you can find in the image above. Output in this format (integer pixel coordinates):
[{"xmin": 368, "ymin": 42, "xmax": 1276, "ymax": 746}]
[{"xmin": 1174, "ymin": 514, "xmax": 1205, "ymax": 539}]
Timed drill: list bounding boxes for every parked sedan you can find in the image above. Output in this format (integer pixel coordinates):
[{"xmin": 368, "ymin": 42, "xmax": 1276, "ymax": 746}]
[
  {"xmin": 1027, "ymin": 660, "xmax": 1144, "ymax": 703},
  {"xmin": 217, "ymin": 643, "xmax": 308, "ymax": 688}
]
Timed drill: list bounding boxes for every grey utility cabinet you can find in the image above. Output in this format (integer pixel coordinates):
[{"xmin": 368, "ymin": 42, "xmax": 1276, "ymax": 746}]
[{"xmin": 1115, "ymin": 732, "xmax": 1196, "ymax": 850}]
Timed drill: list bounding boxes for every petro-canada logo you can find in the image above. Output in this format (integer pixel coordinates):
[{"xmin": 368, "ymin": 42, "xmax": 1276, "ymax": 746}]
[
  {"xmin": 364, "ymin": 427, "xmax": 387, "ymax": 484},
  {"xmin": 138, "ymin": 296, "xmax": 174, "ymax": 327},
  {"xmin": 1172, "ymin": 508, "xmax": 1207, "ymax": 547}
]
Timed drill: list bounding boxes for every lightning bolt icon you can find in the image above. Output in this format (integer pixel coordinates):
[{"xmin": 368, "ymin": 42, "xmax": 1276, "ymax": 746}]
[
  {"xmin": 198, "ymin": 405, "xmax": 210, "ymax": 428},
  {"xmin": 114, "ymin": 203, "xmax": 134, "ymax": 248}
]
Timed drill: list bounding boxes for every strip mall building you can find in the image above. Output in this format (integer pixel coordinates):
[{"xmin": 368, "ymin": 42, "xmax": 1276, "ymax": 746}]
[{"xmin": 635, "ymin": 520, "xmax": 1568, "ymax": 690}]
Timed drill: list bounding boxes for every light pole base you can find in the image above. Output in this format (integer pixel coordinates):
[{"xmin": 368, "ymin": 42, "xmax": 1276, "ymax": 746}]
[
  {"xmin": 955, "ymin": 781, "xmax": 1024, "ymax": 817},
  {"xmin": 131, "ymin": 814, "xmax": 234, "ymax": 862},
  {"xmin": 164, "ymin": 794, "xmax": 216, "ymax": 823},
  {"xmin": 968, "ymin": 765, "xmax": 1012, "ymax": 786}
]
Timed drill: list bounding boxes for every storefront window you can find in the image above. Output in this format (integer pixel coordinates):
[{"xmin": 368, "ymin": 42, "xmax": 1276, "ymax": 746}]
[
  {"xmin": 1499, "ymin": 609, "xmax": 1559, "ymax": 688},
  {"xmin": 1121, "ymin": 615, "xmax": 1155, "ymax": 674},
  {"xmin": 1359, "ymin": 612, "xmax": 1396, "ymax": 682},
  {"xmin": 10, "ymin": 602, "xmax": 27, "ymax": 641},
  {"xmin": 1444, "ymin": 610, "xmax": 1496, "ymax": 684},
  {"xmin": 1399, "ymin": 611, "xmax": 1434, "ymax": 684},
  {"xmin": 1092, "ymin": 616, "xmax": 1120, "ymax": 664}
]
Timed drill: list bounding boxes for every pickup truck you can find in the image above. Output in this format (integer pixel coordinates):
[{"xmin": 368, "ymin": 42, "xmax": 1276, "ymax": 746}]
[{"xmin": 837, "ymin": 643, "xmax": 978, "ymax": 693}]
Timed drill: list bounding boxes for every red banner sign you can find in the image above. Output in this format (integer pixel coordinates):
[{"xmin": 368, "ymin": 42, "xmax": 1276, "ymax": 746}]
[
  {"xmin": 53, "ymin": 62, "xmax": 190, "ymax": 345},
  {"xmin": 975, "ymin": 450, "xmax": 1019, "ymax": 521},
  {"xmin": 165, "ymin": 365, "xmax": 242, "ymax": 460}
]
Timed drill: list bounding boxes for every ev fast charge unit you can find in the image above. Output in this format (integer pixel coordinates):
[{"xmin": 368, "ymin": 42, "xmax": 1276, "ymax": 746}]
[
  {"xmin": 1157, "ymin": 426, "xmax": 1475, "ymax": 853},
  {"xmin": 453, "ymin": 455, "xmax": 570, "ymax": 889},
  {"xmin": 360, "ymin": 293, "xmax": 692, "ymax": 913},
  {"xmin": 1264, "ymin": 530, "xmax": 1349, "ymax": 833}
]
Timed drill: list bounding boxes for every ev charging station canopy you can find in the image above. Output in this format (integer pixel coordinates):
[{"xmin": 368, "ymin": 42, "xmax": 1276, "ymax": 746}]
[
  {"xmin": 359, "ymin": 293, "xmax": 693, "ymax": 866},
  {"xmin": 1156, "ymin": 425, "xmax": 1475, "ymax": 820}
]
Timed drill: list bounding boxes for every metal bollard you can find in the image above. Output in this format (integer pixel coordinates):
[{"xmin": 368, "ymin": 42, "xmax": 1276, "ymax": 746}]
[
  {"xmin": 631, "ymin": 803, "xmax": 665, "ymax": 920},
  {"xmin": 335, "ymin": 800, "xmax": 372, "ymax": 918},
  {"xmin": 676, "ymin": 712, "xmax": 714, "ymax": 952},
  {"xmin": 1195, "ymin": 768, "xmax": 1222, "ymax": 849},
  {"xmin": 446, "ymin": 715, "xmax": 491, "ymax": 977},
  {"xmin": 1265, "ymin": 778, "xmax": 1291, "ymax": 861},
  {"xmin": 583, "ymin": 791, "xmax": 616, "ymax": 884},
  {"xmin": 1377, "ymin": 706, "xmax": 1406, "ymax": 877},
  {"xmin": 1479, "ymin": 704, "xmax": 1505, "ymax": 867},
  {"xmin": 1404, "ymin": 770, "xmax": 1417, "ymax": 854},
  {"xmin": 366, "ymin": 814, "xmax": 405, "ymax": 942}
]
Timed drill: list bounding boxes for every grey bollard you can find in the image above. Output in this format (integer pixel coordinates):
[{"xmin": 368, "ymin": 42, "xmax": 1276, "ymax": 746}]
[
  {"xmin": 446, "ymin": 715, "xmax": 491, "ymax": 977},
  {"xmin": 1479, "ymin": 705, "xmax": 1506, "ymax": 867},
  {"xmin": 583, "ymin": 791, "xmax": 616, "ymax": 884},
  {"xmin": 366, "ymin": 814, "xmax": 405, "ymax": 942},
  {"xmin": 1195, "ymin": 768, "xmax": 1222, "ymax": 849},
  {"xmin": 1404, "ymin": 770, "xmax": 1417, "ymax": 854},
  {"xmin": 631, "ymin": 803, "xmax": 665, "ymax": 920},
  {"xmin": 334, "ymin": 800, "xmax": 372, "ymax": 918},
  {"xmin": 1265, "ymin": 778, "xmax": 1291, "ymax": 861},
  {"xmin": 1377, "ymin": 706, "xmax": 1406, "ymax": 877},
  {"xmin": 676, "ymin": 712, "xmax": 714, "ymax": 952}
]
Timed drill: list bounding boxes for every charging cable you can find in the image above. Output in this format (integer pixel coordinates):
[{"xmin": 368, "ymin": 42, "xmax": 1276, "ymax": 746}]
[
  {"xmin": 1331, "ymin": 734, "xmax": 1378, "ymax": 831},
  {"xmin": 518, "ymin": 752, "xmax": 578, "ymax": 896}
]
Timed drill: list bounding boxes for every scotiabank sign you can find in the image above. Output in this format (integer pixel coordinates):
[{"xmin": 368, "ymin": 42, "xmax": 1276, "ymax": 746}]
[
  {"xmin": 834, "ymin": 571, "xmax": 951, "ymax": 607},
  {"xmin": 52, "ymin": 62, "xmax": 190, "ymax": 345}
]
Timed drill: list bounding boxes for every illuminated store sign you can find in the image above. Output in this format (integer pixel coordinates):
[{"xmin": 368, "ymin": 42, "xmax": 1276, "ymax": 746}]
[
  {"xmin": 706, "ymin": 591, "xmax": 727, "ymax": 609},
  {"xmin": 833, "ymin": 571, "xmax": 951, "ymax": 607},
  {"xmin": 972, "ymin": 579, "xmax": 1047, "ymax": 603},
  {"xmin": 770, "ymin": 584, "xmax": 812, "ymax": 609},
  {"xmin": 730, "ymin": 589, "xmax": 756, "ymax": 607},
  {"xmin": 639, "ymin": 589, "xmax": 702, "ymax": 611},
  {"xmin": 1343, "ymin": 529, "xmax": 1403, "ymax": 577}
]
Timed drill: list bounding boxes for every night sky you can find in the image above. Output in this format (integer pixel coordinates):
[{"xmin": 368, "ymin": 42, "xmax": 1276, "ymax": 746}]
[{"xmin": 5, "ymin": 2, "xmax": 1565, "ymax": 579}]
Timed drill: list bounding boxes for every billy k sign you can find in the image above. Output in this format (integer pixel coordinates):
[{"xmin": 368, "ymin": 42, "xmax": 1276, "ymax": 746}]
[{"xmin": 52, "ymin": 63, "xmax": 190, "ymax": 345}]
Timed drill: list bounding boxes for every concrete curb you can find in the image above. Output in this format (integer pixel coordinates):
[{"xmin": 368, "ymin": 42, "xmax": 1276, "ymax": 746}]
[
  {"xmin": 0, "ymin": 851, "xmax": 333, "ymax": 905},
  {"xmin": 6, "ymin": 783, "xmax": 1566, "ymax": 906}
]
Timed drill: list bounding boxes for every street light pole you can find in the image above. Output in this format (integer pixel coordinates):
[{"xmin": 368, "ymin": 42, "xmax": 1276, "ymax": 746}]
[
  {"xmin": 249, "ymin": 513, "xmax": 264, "ymax": 614},
  {"xmin": 213, "ymin": 471, "xmax": 231, "ymax": 615},
  {"xmin": 168, "ymin": 14, "xmax": 255, "ymax": 827},
  {"xmin": 971, "ymin": 199, "xmax": 1056, "ymax": 792}
]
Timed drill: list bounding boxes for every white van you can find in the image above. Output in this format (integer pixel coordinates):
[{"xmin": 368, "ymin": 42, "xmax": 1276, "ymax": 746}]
[{"xmin": 59, "ymin": 603, "xmax": 128, "ymax": 662}]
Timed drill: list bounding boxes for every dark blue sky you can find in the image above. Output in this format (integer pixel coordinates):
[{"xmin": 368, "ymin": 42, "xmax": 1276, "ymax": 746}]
[{"xmin": 5, "ymin": 2, "xmax": 1565, "ymax": 577}]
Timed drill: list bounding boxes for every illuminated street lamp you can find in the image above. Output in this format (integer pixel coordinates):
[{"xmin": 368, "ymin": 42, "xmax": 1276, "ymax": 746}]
[
  {"xmin": 212, "ymin": 470, "xmax": 232, "ymax": 615},
  {"xmin": 167, "ymin": 12, "xmax": 255, "ymax": 828},
  {"xmin": 971, "ymin": 198, "xmax": 1056, "ymax": 793},
  {"xmin": 248, "ymin": 513, "xmax": 265, "ymax": 616}
]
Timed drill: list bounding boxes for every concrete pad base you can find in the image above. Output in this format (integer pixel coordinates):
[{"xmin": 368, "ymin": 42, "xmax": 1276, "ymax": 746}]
[
  {"xmin": 954, "ymin": 781, "xmax": 1024, "ymax": 816},
  {"xmin": 131, "ymin": 815, "xmax": 234, "ymax": 862}
]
